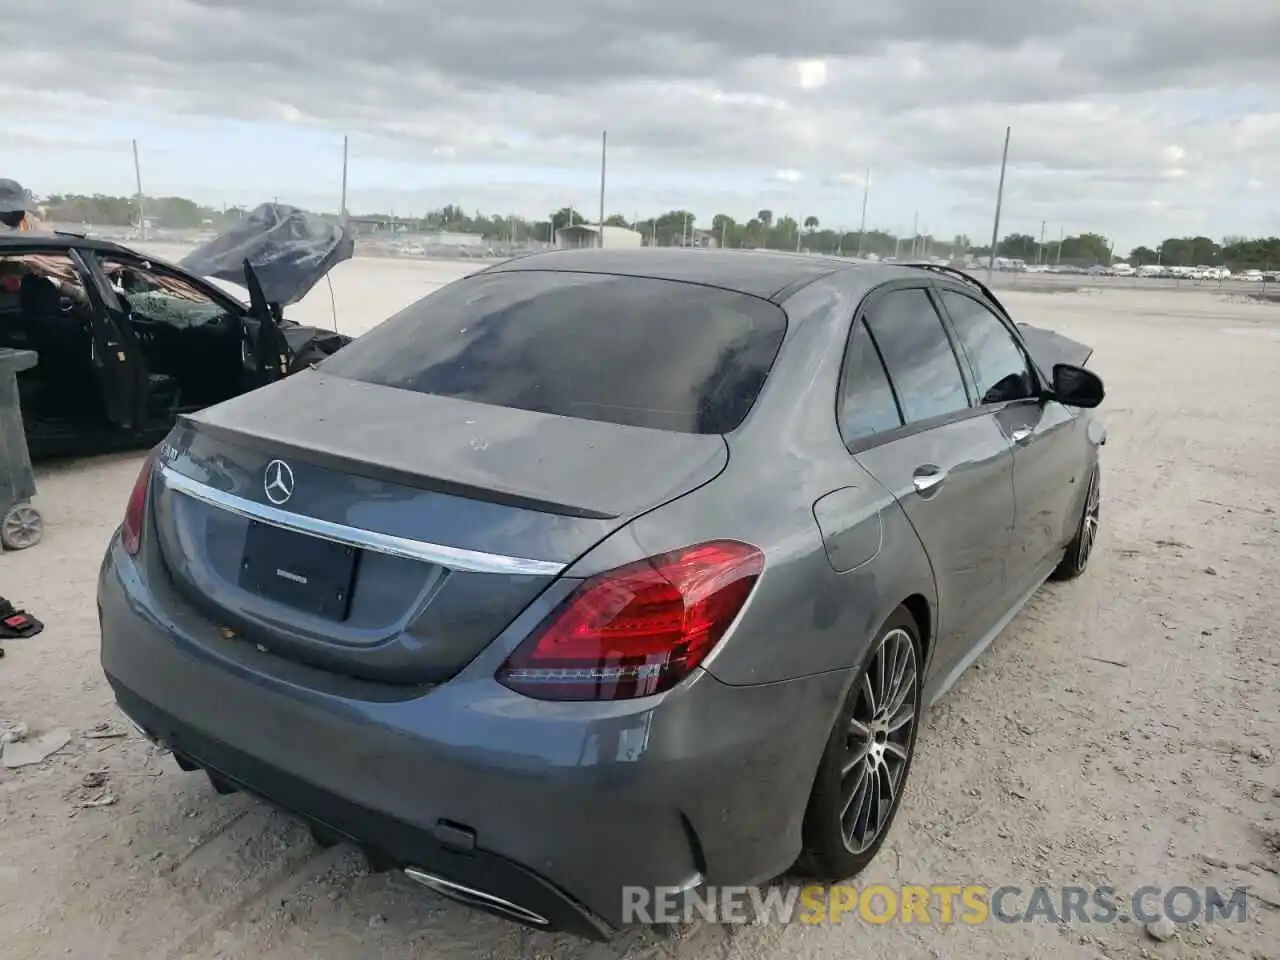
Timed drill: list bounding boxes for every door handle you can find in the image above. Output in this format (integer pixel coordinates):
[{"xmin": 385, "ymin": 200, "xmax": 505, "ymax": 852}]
[
  {"xmin": 1011, "ymin": 426, "xmax": 1033, "ymax": 445},
  {"xmin": 912, "ymin": 468, "xmax": 946, "ymax": 494}
]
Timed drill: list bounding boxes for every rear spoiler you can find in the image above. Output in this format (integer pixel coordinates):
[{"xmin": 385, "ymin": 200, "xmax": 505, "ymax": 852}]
[{"xmin": 897, "ymin": 261, "xmax": 1094, "ymax": 372}]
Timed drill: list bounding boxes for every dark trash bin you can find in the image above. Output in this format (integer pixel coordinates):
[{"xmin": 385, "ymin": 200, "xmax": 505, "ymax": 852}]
[{"xmin": 0, "ymin": 347, "xmax": 43, "ymax": 550}]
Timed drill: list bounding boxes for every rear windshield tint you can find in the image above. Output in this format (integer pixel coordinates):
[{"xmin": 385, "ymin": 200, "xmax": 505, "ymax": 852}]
[{"xmin": 319, "ymin": 270, "xmax": 788, "ymax": 434}]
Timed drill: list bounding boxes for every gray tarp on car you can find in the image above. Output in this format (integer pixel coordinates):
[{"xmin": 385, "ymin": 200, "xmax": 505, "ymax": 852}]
[{"xmin": 178, "ymin": 202, "xmax": 355, "ymax": 306}]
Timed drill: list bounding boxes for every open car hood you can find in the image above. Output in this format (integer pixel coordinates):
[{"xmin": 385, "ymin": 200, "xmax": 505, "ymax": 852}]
[
  {"xmin": 1016, "ymin": 322, "xmax": 1093, "ymax": 373},
  {"xmin": 177, "ymin": 202, "xmax": 354, "ymax": 307}
]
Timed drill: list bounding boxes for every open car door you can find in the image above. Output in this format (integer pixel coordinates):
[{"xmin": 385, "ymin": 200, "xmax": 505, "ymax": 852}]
[
  {"xmin": 67, "ymin": 247, "xmax": 145, "ymax": 429},
  {"xmin": 242, "ymin": 258, "xmax": 292, "ymax": 387}
]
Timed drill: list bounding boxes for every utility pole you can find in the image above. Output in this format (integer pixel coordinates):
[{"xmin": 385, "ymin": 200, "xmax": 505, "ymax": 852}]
[
  {"xmin": 987, "ymin": 125, "xmax": 1012, "ymax": 278},
  {"xmin": 340, "ymin": 135, "xmax": 349, "ymax": 225},
  {"xmin": 597, "ymin": 130, "xmax": 607, "ymax": 248},
  {"xmin": 1038, "ymin": 220, "xmax": 1046, "ymax": 265},
  {"xmin": 911, "ymin": 212, "xmax": 919, "ymax": 258},
  {"xmin": 720, "ymin": 218, "xmax": 728, "ymax": 249},
  {"xmin": 1055, "ymin": 225, "xmax": 1064, "ymax": 265},
  {"xmin": 856, "ymin": 167, "xmax": 870, "ymax": 257},
  {"xmin": 132, "ymin": 139, "xmax": 147, "ymax": 241}
]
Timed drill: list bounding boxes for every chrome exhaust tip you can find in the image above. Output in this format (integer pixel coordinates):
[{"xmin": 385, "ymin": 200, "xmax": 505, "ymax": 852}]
[
  {"xmin": 403, "ymin": 867, "xmax": 549, "ymax": 927},
  {"xmin": 116, "ymin": 705, "xmax": 153, "ymax": 742}
]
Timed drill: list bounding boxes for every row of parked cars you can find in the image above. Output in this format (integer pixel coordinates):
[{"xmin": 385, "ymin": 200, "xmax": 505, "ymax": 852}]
[{"xmin": 1128, "ymin": 265, "xmax": 1279, "ymax": 281}]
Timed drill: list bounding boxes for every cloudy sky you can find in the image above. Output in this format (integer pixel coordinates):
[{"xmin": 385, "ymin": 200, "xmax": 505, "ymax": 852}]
[{"xmin": 6, "ymin": 0, "xmax": 1278, "ymax": 250}]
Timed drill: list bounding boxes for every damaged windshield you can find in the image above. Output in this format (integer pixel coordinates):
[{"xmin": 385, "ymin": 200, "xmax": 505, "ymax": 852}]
[{"xmin": 96, "ymin": 255, "xmax": 235, "ymax": 329}]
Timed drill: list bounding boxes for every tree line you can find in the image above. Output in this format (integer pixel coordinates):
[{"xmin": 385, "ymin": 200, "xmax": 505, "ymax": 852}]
[
  {"xmin": 40, "ymin": 194, "xmax": 248, "ymax": 230},
  {"xmin": 32, "ymin": 194, "xmax": 1280, "ymax": 270}
]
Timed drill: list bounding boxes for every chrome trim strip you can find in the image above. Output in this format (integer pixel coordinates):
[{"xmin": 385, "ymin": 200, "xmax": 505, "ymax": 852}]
[
  {"xmin": 157, "ymin": 464, "xmax": 566, "ymax": 577},
  {"xmin": 403, "ymin": 867, "xmax": 550, "ymax": 926}
]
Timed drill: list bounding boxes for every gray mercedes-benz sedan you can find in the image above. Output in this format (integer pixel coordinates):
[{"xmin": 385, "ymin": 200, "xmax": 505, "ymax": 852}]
[{"xmin": 98, "ymin": 249, "xmax": 1105, "ymax": 939}]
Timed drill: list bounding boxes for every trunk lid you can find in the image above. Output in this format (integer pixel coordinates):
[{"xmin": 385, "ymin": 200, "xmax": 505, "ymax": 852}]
[{"xmin": 150, "ymin": 371, "xmax": 728, "ymax": 685}]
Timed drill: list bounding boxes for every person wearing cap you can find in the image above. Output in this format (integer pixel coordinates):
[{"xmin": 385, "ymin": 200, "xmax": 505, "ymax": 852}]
[
  {"xmin": 0, "ymin": 209, "xmax": 33, "ymax": 231},
  {"xmin": 0, "ymin": 178, "xmax": 41, "ymax": 232}
]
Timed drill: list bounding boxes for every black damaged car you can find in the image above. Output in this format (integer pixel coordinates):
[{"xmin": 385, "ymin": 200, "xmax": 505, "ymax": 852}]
[{"xmin": 0, "ymin": 204, "xmax": 353, "ymax": 459}]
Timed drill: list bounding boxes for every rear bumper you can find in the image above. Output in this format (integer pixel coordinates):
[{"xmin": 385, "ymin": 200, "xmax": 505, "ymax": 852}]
[
  {"xmin": 109, "ymin": 681, "xmax": 609, "ymax": 938},
  {"xmin": 98, "ymin": 538, "xmax": 845, "ymax": 936}
]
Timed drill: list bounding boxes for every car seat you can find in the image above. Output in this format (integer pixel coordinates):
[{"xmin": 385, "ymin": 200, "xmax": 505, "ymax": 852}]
[{"xmin": 17, "ymin": 274, "xmax": 93, "ymax": 419}]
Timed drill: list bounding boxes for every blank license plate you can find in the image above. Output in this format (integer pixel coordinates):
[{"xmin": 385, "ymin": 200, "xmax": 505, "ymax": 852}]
[{"xmin": 238, "ymin": 521, "xmax": 359, "ymax": 620}]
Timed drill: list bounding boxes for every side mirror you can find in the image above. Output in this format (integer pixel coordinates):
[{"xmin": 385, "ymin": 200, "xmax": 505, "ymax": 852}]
[{"xmin": 1051, "ymin": 363, "xmax": 1104, "ymax": 408}]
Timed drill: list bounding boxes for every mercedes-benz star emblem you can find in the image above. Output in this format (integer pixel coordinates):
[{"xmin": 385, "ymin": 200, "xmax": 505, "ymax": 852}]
[{"xmin": 263, "ymin": 460, "xmax": 295, "ymax": 505}]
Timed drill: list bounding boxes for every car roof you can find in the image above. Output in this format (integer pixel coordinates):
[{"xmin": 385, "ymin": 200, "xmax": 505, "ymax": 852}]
[
  {"xmin": 486, "ymin": 247, "xmax": 911, "ymax": 301},
  {"xmin": 0, "ymin": 232, "xmax": 133, "ymax": 254}
]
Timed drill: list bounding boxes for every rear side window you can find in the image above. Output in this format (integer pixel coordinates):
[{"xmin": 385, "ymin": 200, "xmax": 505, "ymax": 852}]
[
  {"xmin": 319, "ymin": 270, "xmax": 787, "ymax": 434},
  {"xmin": 862, "ymin": 289, "xmax": 970, "ymax": 423},
  {"xmin": 938, "ymin": 290, "xmax": 1036, "ymax": 405},
  {"xmin": 838, "ymin": 319, "xmax": 903, "ymax": 445}
]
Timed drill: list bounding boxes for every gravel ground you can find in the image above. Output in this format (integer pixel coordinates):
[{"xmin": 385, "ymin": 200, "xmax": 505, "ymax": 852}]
[{"xmin": 1, "ymin": 265, "xmax": 1278, "ymax": 960}]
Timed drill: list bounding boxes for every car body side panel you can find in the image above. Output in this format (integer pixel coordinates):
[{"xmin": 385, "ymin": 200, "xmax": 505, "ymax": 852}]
[
  {"xmin": 995, "ymin": 400, "xmax": 1090, "ymax": 594},
  {"xmin": 853, "ymin": 415, "xmax": 1016, "ymax": 680}
]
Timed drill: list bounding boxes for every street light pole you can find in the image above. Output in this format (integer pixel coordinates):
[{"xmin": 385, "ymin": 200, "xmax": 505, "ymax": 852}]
[
  {"xmin": 597, "ymin": 130, "xmax": 607, "ymax": 248},
  {"xmin": 132, "ymin": 139, "xmax": 147, "ymax": 242},
  {"xmin": 986, "ymin": 126, "xmax": 1012, "ymax": 278},
  {"xmin": 856, "ymin": 167, "xmax": 870, "ymax": 257},
  {"xmin": 340, "ymin": 134, "xmax": 349, "ymax": 226}
]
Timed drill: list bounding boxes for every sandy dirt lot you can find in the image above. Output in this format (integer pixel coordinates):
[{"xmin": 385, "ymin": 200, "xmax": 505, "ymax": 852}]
[{"xmin": 1, "ymin": 263, "xmax": 1278, "ymax": 960}]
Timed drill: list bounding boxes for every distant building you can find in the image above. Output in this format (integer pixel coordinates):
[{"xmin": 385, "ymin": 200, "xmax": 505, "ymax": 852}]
[
  {"xmin": 346, "ymin": 215, "xmax": 437, "ymax": 237},
  {"xmin": 554, "ymin": 224, "xmax": 643, "ymax": 249},
  {"xmin": 424, "ymin": 231, "xmax": 487, "ymax": 247}
]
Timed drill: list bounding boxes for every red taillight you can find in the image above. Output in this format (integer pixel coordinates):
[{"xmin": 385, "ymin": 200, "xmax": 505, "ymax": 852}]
[
  {"xmin": 496, "ymin": 540, "xmax": 764, "ymax": 701},
  {"xmin": 121, "ymin": 448, "xmax": 159, "ymax": 556}
]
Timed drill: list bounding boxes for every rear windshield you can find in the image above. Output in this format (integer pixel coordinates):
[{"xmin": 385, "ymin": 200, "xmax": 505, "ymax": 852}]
[{"xmin": 319, "ymin": 269, "xmax": 788, "ymax": 434}]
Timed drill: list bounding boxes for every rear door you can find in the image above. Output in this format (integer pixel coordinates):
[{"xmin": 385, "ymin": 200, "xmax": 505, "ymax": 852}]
[
  {"xmin": 935, "ymin": 287, "xmax": 1081, "ymax": 592},
  {"xmin": 68, "ymin": 247, "xmax": 145, "ymax": 429},
  {"xmin": 842, "ymin": 284, "xmax": 1016, "ymax": 674}
]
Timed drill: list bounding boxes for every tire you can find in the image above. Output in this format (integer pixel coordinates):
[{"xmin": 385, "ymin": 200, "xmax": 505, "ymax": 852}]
[
  {"xmin": 1049, "ymin": 464, "xmax": 1100, "ymax": 582},
  {"xmin": 1, "ymin": 503, "xmax": 44, "ymax": 551},
  {"xmin": 799, "ymin": 606, "xmax": 924, "ymax": 880}
]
